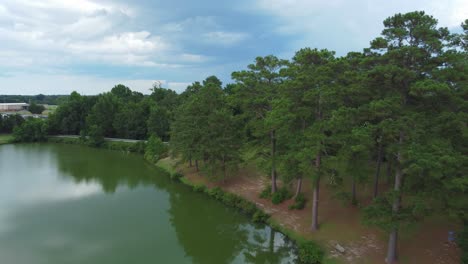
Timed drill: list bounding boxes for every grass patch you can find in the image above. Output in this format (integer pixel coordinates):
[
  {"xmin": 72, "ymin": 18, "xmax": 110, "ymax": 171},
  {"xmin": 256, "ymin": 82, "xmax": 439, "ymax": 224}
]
[{"xmin": 0, "ymin": 134, "xmax": 13, "ymax": 145}]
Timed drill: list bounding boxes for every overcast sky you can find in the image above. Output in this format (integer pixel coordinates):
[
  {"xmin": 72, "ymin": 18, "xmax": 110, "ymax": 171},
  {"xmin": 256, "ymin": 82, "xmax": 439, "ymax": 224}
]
[{"xmin": 0, "ymin": 0, "xmax": 466, "ymax": 95}]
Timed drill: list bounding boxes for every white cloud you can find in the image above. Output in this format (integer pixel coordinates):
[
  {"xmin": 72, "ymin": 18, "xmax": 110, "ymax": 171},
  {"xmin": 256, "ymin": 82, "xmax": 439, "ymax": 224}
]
[
  {"xmin": 203, "ymin": 31, "xmax": 249, "ymax": 45},
  {"xmin": 0, "ymin": 0, "xmax": 188, "ymax": 69},
  {"xmin": 0, "ymin": 73, "xmax": 193, "ymax": 95},
  {"xmin": 254, "ymin": 0, "xmax": 468, "ymax": 54}
]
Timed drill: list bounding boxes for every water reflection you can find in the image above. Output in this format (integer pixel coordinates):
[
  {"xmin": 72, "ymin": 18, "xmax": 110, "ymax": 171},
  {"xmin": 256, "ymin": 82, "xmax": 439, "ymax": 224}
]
[{"xmin": 0, "ymin": 144, "xmax": 297, "ymax": 264}]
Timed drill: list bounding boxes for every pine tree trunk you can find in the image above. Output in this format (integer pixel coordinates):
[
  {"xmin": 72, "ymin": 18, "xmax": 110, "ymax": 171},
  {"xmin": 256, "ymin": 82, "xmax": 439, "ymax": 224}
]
[
  {"xmin": 189, "ymin": 158, "xmax": 192, "ymax": 167},
  {"xmin": 271, "ymin": 130, "xmax": 277, "ymax": 193},
  {"xmin": 294, "ymin": 177, "xmax": 302, "ymax": 198},
  {"xmin": 386, "ymin": 157, "xmax": 392, "ymax": 184},
  {"xmin": 222, "ymin": 156, "xmax": 226, "ymax": 184},
  {"xmin": 195, "ymin": 159, "xmax": 199, "ymax": 172},
  {"xmin": 311, "ymin": 152, "xmax": 321, "ymax": 231},
  {"xmin": 351, "ymin": 176, "xmax": 357, "ymax": 205},
  {"xmin": 373, "ymin": 141, "xmax": 383, "ymax": 199},
  {"xmin": 386, "ymin": 133, "xmax": 403, "ymax": 263}
]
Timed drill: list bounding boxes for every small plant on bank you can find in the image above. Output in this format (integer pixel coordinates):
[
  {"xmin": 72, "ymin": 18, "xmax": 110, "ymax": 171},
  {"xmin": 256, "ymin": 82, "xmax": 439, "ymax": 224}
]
[
  {"xmin": 170, "ymin": 172, "xmax": 184, "ymax": 182},
  {"xmin": 192, "ymin": 184, "xmax": 206, "ymax": 193},
  {"xmin": 259, "ymin": 185, "xmax": 272, "ymax": 199},
  {"xmin": 271, "ymin": 187, "xmax": 292, "ymax": 205},
  {"xmin": 289, "ymin": 193, "xmax": 306, "ymax": 210},
  {"xmin": 206, "ymin": 187, "xmax": 224, "ymax": 200},
  {"xmin": 252, "ymin": 210, "xmax": 270, "ymax": 223},
  {"xmin": 297, "ymin": 241, "xmax": 324, "ymax": 264},
  {"xmin": 144, "ymin": 134, "xmax": 167, "ymax": 163}
]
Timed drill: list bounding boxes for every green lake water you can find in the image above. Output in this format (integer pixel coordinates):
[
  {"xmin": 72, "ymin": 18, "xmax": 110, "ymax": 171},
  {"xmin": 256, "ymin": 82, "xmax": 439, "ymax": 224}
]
[{"xmin": 0, "ymin": 144, "xmax": 297, "ymax": 264}]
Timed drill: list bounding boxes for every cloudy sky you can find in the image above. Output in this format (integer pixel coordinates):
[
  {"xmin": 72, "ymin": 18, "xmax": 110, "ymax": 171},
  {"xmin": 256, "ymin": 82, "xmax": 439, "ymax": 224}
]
[{"xmin": 0, "ymin": 0, "xmax": 466, "ymax": 95}]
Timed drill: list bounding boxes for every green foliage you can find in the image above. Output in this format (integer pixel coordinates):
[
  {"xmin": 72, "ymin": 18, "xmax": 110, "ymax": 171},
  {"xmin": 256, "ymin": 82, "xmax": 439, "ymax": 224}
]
[
  {"xmin": 87, "ymin": 125, "xmax": 104, "ymax": 147},
  {"xmin": 252, "ymin": 210, "xmax": 270, "ymax": 223},
  {"xmin": 170, "ymin": 172, "xmax": 184, "ymax": 182},
  {"xmin": 28, "ymin": 102, "xmax": 45, "ymax": 114},
  {"xmin": 0, "ymin": 114, "xmax": 24, "ymax": 133},
  {"xmin": 459, "ymin": 223, "xmax": 468, "ymax": 264},
  {"xmin": 289, "ymin": 193, "xmax": 306, "ymax": 210},
  {"xmin": 12, "ymin": 118, "xmax": 48, "ymax": 142},
  {"xmin": 192, "ymin": 184, "xmax": 206, "ymax": 193},
  {"xmin": 271, "ymin": 187, "xmax": 292, "ymax": 205},
  {"xmin": 259, "ymin": 185, "xmax": 272, "ymax": 199},
  {"xmin": 144, "ymin": 134, "xmax": 167, "ymax": 163},
  {"xmin": 206, "ymin": 187, "xmax": 225, "ymax": 200},
  {"xmin": 297, "ymin": 241, "xmax": 324, "ymax": 264}
]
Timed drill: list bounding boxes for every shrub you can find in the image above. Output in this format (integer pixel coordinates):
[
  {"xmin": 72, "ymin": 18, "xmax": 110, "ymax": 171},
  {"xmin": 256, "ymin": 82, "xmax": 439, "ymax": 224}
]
[
  {"xmin": 206, "ymin": 187, "xmax": 225, "ymax": 200},
  {"xmin": 144, "ymin": 134, "xmax": 167, "ymax": 163},
  {"xmin": 289, "ymin": 193, "xmax": 307, "ymax": 210},
  {"xmin": 259, "ymin": 185, "xmax": 272, "ymax": 199},
  {"xmin": 12, "ymin": 118, "xmax": 48, "ymax": 142},
  {"xmin": 192, "ymin": 184, "xmax": 206, "ymax": 193},
  {"xmin": 170, "ymin": 172, "xmax": 184, "ymax": 182},
  {"xmin": 297, "ymin": 241, "xmax": 324, "ymax": 264},
  {"xmin": 238, "ymin": 199, "xmax": 258, "ymax": 215},
  {"xmin": 271, "ymin": 187, "xmax": 292, "ymax": 205},
  {"xmin": 87, "ymin": 125, "xmax": 104, "ymax": 147},
  {"xmin": 222, "ymin": 192, "xmax": 241, "ymax": 207},
  {"xmin": 252, "ymin": 210, "xmax": 270, "ymax": 223}
]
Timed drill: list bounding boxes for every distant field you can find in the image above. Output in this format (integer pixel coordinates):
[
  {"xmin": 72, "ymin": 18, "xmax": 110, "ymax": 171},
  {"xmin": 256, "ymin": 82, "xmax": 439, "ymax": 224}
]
[{"xmin": 0, "ymin": 134, "xmax": 13, "ymax": 144}]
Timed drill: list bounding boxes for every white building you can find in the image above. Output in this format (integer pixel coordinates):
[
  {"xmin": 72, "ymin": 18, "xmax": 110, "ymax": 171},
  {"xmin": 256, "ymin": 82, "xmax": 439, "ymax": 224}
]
[{"xmin": 0, "ymin": 103, "xmax": 29, "ymax": 112}]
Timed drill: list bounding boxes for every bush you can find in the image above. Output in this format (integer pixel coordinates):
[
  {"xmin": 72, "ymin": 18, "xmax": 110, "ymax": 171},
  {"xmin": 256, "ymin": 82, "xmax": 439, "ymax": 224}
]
[
  {"xmin": 271, "ymin": 187, "xmax": 292, "ymax": 205},
  {"xmin": 297, "ymin": 241, "xmax": 324, "ymax": 264},
  {"xmin": 259, "ymin": 185, "xmax": 272, "ymax": 199},
  {"xmin": 192, "ymin": 184, "xmax": 206, "ymax": 193},
  {"xmin": 87, "ymin": 125, "xmax": 104, "ymax": 147},
  {"xmin": 252, "ymin": 210, "xmax": 270, "ymax": 223},
  {"xmin": 237, "ymin": 199, "xmax": 258, "ymax": 215},
  {"xmin": 222, "ymin": 192, "xmax": 241, "ymax": 207},
  {"xmin": 170, "ymin": 172, "xmax": 184, "ymax": 182},
  {"xmin": 289, "ymin": 193, "xmax": 307, "ymax": 210},
  {"xmin": 12, "ymin": 118, "xmax": 48, "ymax": 142},
  {"xmin": 144, "ymin": 134, "xmax": 168, "ymax": 163},
  {"xmin": 206, "ymin": 187, "xmax": 224, "ymax": 200}
]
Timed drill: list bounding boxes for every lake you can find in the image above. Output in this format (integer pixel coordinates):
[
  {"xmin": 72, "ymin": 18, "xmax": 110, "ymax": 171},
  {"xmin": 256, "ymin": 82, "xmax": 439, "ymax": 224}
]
[{"xmin": 0, "ymin": 144, "xmax": 297, "ymax": 264}]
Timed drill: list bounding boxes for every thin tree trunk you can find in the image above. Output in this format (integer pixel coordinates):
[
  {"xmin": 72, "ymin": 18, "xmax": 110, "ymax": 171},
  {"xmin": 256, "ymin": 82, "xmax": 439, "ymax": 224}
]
[
  {"xmin": 386, "ymin": 157, "xmax": 392, "ymax": 184},
  {"xmin": 222, "ymin": 156, "xmax": 226, "ymax": 184},
  {"xmin": 294, "ymin": 177, "xmax": 303, "ymax": 198},
  {"xmin": 311, "ymin": 152, "xmax": 321, "ymax": 231},
  {"xmin": 195, "ymin": 159, "xmax": 199, "ymax": 172},
  {"xmin": 386, "ymin": 132, "xmax": 403, "ymax": 264},
  {"xmin": 373, "ymin": 140, "xmax": 383, "ymax": 199},
  {"xmin": 271, "ymin": 130, "xmax": 277, "ymax": 193},
  {"xmin": 351, "ymin": 176, "xmax": 357, "ymax": 205},
  {"xmin": 189, "ymin": 158, "xmax": 192, "ymax": 167}
]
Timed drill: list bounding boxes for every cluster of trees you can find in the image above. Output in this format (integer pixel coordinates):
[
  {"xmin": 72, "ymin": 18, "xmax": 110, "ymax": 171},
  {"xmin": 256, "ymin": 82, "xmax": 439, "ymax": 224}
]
[
  {"xmin": 170, "ymin": 12, "xmax": 467, "ymax": 263},
  {"xmin": 47, "ymin": 84, "xmax": 180, "ymax": 141},
  {"xmin": 28, "ymin": 102, "xmax": 46, "ymax": 114},
  {"xmin": 0, "ymin": 114, "xmax": 24, "ymax": 133},
  {"xmin": 0, "ymin": 94, "xmax": 68, "ymax": 105},
  {"xmin": 6, "ymin": 11, "xmax": 466, "ymax": 264}
]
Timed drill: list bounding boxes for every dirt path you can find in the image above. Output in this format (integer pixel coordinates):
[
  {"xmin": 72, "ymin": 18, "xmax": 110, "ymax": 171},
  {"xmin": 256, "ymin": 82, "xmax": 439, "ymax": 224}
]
[{"xmin": 171, "ymin": 159, "xmax": 461, "ymax": 264}]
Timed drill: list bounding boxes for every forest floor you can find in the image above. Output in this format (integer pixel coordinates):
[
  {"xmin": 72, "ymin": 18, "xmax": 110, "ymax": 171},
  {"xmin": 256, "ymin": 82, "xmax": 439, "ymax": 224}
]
[{"xmin": 159, "ymin": 158, "xmax": 461, "ymax": 264}]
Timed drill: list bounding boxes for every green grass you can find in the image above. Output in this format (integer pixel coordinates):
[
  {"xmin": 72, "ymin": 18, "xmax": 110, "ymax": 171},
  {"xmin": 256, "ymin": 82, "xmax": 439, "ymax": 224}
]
[
  {"xmin": 156, "ymin": 159, "xmax": 177, "ymax": 174},
  {"xmin": 0, "ymin": 134, "xmax": 13, "ymax": 145}
]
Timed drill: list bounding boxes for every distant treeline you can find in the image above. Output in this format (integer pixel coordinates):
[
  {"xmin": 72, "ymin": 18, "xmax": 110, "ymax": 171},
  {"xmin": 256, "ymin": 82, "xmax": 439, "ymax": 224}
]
[{"xmin": 0, "ymin": 94, "xmax": 68, "ymax": 105}]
